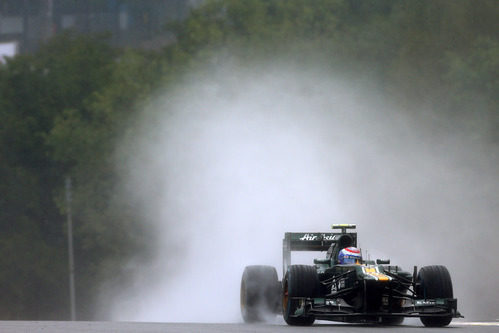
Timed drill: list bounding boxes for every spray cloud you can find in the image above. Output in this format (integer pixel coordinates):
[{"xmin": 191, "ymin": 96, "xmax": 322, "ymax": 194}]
[{"xmin": 110, "ymin": 59, "xmax": 498, "ymax": 322}]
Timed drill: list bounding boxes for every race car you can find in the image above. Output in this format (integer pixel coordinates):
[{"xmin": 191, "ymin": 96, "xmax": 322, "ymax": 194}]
[{"xmin": 240, "ymin": 224, "xmax": 462, "ymax": 327}]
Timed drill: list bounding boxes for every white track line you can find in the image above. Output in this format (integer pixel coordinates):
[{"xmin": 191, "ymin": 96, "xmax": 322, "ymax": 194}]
[{"xmin": 453, "ymin": 322, "xmax": 499, "ymax": 327}]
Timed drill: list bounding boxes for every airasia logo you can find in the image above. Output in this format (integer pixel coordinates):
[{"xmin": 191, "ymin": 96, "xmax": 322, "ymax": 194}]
[
  {"xmin": 299, "ymin": 234, "xmax": 336, "ymax": 241},
  {"xmin": 300, "ymin": 234, "xmax": 318, "ymax": 241}
]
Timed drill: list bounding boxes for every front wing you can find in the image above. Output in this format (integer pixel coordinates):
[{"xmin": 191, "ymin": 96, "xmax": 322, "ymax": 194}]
[{"xmin": 289, "ymin": 297, "xmax": 463, "ymax": 322}]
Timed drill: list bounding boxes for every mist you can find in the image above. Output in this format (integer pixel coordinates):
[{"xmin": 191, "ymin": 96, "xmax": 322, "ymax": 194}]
[{"xmin": 109, "ymin": 59, "xmax": 498, "ymax": 322}]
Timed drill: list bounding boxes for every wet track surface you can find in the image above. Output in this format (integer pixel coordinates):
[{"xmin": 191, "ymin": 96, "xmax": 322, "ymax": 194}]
[{"xmin": 0, "ymin": 321, "xmax": 497, "ymax": 333}]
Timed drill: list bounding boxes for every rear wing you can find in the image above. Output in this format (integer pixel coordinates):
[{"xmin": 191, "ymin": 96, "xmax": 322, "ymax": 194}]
[{"xmin": 282, "ymin": 225, "xmax": 357, "ymax": 276}]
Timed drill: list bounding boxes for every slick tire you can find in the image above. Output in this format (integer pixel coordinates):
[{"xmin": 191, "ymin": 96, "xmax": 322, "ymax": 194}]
[
  {"xmin": 282, "ymin": 265, "xmax": 320, "ymax": 326},
  {"xmin": 417, "ymin": 265, "xmax": 453, "ymax": 327},
  {"xmin": 240, "ymin": 265, "xmax": 280, "ymax": 323},
  {"xmin": 380, "ymin": 317, "xmax": 404, "ymax": 325}
]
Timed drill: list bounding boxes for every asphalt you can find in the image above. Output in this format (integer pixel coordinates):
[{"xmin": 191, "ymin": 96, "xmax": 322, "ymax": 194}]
[{"xmin": 0, "ymin": 320, "xmax": 497, "ymax": 333}]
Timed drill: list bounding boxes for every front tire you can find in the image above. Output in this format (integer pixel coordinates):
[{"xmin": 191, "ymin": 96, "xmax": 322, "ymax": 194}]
[
  {"xmin": 417, "ymin": 265, "xmax": 454, "ymax": 327},
  {"xmin": 240, "ymin": 265, "xmax": 280, "ymax": 323},
  {"xmin": 380, "ymin": 317, "xmax": 404, "ymax": 325},
  {"xmin": 282, "ymin": 265, "xmax": 320, "ymax": 326}
]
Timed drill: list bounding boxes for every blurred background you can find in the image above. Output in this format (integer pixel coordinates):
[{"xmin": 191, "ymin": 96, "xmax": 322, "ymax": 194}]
[{"xmin": 0, "ymin": 0, "xmax": 203, "ymax": 54}]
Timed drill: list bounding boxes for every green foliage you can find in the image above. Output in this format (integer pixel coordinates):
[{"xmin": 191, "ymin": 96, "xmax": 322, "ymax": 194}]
[
  {"xmin": 443, "ymin": 36, "xmax": 499, "ymax": 140},
  {"xmin": 0, "ymin": 0, "xmax": 496, "ymax": 320},
  {"xmin": 0, "ymin": 217, "xmax": 66, "ymax": 319},
  {"xmin": 0, "ymin": 31, "xmax": 134, "ymax": 320}
]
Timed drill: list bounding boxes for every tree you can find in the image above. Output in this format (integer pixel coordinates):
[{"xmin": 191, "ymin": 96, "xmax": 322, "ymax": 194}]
[{"xmin": 0, "ymin": 32, "xmax": 119, "ymax": 319}]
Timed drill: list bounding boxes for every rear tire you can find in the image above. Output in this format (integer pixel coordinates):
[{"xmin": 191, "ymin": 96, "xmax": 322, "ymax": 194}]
[
  {"xmin": 417, "ymin": 265, "xmax": 453, "ymax": 327},
  {"xmin": 240, "ymin": 265, "xmax": 280, "ymax": 323},
  {"xmin": 282, "ymin": 265, "xmax": 319, "ymax": 326}
]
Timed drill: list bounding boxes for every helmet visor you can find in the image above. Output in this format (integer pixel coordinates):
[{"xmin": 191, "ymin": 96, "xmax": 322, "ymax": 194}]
[{"xmin": 342, "ymin": 256, "xmax": 358, "ymax": 264}]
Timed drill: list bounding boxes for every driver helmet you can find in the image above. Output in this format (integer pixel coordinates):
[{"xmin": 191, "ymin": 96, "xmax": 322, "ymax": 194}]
[{"xmin": 338, "ymin": 247, "xmax": 362, "ymax": 264}]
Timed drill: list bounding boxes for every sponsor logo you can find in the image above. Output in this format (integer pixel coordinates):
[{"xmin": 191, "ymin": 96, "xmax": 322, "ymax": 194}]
[
  {"xmin": 299, "ymin": 233, "xmax": 336, "ymax": 241},
  {"xmin": 300, "ymin": 234, "xmax": 318, "ymax": 241},
  {"xmin": 416, "ymin": 300, "xmax": 436, "ymax": 306},
  {"xmin": 331, "ymin": 278, "xmax": 345, "ymax": 292},
  {"xmin": 322, "ymin": 234, "xmax": 336, "ymax": 241}
]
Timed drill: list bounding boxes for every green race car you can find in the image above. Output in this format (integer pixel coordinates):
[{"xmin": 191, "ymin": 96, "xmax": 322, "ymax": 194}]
[{"xmin": 240, "ymin": 224, "xmax": 462, "ymax": 327}]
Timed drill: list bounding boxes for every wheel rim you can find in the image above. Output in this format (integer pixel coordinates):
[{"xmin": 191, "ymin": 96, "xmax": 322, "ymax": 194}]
[
  {"xmin": 240, "ymin": 280, "xmax": 246, "ymax": 311},
  {"xmin": 282, "ymin": 280, "xmax": 289, "ymax": 314}
]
